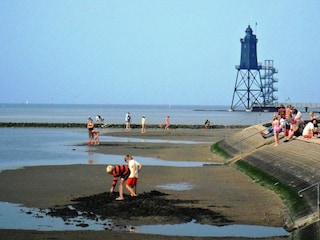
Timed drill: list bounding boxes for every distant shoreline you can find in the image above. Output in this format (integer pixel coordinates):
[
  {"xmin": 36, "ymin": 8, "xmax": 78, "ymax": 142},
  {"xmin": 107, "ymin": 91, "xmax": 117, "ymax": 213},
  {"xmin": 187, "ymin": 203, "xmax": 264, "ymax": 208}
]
[{"xmin": 0, "ymin": 122, "xmax": 252, "ymax": 129}]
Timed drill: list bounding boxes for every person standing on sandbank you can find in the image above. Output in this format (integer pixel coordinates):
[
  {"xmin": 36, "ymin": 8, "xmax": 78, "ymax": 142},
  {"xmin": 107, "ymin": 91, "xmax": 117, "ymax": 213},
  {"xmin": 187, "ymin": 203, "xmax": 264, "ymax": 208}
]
[
  {"xmin": 125, "ymin": 112, "xmax": 131, "ymax": 131},
  {"xmin": 141, "ymin": 115, "xmax": 146, "ymax": 133},
  {"xmin": 165, "ymin": 116, "xmax": 170, "ymax": 130},
  {"xmin": 86, "ymin": 118, "xmax": 94, "ymax": 144}
]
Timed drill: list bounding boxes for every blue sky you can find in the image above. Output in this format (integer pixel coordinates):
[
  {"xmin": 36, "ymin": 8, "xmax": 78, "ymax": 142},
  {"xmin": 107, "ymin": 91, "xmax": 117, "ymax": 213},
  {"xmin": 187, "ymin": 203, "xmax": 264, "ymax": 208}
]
[{"xmin": 1, "ymin": 0, "xmax": 319, "ymax": 105}]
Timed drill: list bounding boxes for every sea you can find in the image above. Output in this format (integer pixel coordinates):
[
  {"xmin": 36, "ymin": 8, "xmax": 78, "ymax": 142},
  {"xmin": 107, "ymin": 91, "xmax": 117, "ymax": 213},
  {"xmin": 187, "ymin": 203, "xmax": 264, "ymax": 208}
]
[
  {"xmin": 0, "ymin": 103, "xmax": 313, "ymax": 125},
  {"xmin": 0, "ymin": 103, "xmax": 293, "ymax": 237}
]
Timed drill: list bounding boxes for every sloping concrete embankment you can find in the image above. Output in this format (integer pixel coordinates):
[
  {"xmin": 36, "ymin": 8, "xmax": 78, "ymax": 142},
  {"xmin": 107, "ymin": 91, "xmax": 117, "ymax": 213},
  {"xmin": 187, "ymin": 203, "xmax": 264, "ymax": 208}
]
[{"xmin": 219, "ymin": 124, "xmax": 320, "ymax": 239}]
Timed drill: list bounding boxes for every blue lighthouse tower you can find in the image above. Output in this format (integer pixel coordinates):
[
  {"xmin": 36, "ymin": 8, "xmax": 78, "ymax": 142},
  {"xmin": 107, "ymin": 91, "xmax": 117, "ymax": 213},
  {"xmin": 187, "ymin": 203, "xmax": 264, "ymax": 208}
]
[{"xmin": 230, "ymin": 25, "xmax": 264, "ymax": 111}]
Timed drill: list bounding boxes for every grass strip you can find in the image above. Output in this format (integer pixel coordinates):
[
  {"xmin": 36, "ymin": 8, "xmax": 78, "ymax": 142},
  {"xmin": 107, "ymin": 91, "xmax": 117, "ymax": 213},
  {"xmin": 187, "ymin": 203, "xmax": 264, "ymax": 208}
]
[
  {"xmin": 211, "ymin": 142, "xmax": 230, "ymax": 160},
  {"xmin": 234, "ymin": 160, "xmax": 307, "ymax": 214}
]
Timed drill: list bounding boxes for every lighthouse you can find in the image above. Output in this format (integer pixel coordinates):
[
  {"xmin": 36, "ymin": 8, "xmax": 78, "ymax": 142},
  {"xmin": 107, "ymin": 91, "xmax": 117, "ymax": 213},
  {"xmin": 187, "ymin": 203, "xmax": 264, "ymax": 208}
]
[{"xmin": 230, "ymin": 25, "xmax": 264, "ymax": 111}]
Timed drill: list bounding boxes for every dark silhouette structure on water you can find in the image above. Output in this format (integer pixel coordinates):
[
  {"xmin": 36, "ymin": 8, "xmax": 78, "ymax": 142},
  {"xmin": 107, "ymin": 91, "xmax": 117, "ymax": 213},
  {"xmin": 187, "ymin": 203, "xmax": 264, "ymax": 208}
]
[{"xmin": 230, "ymin": 25, "xmax": 278, "ymax": 111}]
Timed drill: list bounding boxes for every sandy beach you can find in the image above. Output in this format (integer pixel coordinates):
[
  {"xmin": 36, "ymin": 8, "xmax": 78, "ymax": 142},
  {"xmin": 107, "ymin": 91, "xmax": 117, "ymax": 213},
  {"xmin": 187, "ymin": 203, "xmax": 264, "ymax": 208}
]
[{"xmin": 0, "ymin": 128, "xmax": 288, "ymax": 240}]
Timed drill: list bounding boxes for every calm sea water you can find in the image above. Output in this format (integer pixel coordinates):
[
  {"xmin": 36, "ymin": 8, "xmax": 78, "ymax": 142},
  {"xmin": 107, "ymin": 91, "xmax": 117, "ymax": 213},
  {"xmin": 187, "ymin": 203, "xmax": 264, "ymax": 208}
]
[{"xmin": 0, "ymin": 103, "xmax": 309, "ymax": 125}]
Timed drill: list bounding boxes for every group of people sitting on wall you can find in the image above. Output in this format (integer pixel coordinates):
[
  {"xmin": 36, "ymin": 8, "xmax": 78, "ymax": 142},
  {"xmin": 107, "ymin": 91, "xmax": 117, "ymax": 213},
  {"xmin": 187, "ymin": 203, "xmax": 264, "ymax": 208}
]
[{"xmin": 261, "ymin": 104, "xmax": 319, "ymax": 147}]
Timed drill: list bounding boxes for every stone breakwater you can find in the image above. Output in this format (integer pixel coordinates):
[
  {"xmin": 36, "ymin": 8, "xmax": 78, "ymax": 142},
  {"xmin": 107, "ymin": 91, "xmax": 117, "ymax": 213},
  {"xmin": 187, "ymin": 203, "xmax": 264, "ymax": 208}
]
[{"xmin": 0, "ymin": 122, "xmax": 250, "ymax": 129}]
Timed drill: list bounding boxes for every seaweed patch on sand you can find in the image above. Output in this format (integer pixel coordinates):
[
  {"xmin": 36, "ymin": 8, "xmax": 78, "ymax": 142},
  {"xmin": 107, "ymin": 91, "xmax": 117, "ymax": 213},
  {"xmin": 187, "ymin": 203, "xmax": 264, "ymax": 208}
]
[{"xmin": 47, "ymin": 190, "xmax": 232, "ymax": 227}]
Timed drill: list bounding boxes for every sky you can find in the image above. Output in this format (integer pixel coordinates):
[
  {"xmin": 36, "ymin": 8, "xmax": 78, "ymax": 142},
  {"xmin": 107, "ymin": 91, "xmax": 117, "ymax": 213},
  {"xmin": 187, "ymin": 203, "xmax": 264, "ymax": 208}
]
[{"xmin": 1, "ymin": 0, "xmax": 320, "ymax": 106}]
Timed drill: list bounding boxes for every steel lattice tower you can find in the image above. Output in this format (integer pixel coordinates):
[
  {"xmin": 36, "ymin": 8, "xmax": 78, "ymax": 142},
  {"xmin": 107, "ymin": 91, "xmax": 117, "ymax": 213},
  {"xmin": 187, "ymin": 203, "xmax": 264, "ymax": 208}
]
[
  {"xmin": 261, "ymin": 59, "xmax": 278, "ymax": 106},
  {"xmin": 230, "ymin": 25, "xmax": 264, "ymax": 111}
]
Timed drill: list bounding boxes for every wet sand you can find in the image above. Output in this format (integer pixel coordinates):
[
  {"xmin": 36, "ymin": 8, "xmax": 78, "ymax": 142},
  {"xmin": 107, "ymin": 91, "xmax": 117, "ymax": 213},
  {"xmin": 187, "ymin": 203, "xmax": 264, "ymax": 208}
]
[{"xmin": 0, "ymin": 128, "xmax": 288, "ymax": 240}]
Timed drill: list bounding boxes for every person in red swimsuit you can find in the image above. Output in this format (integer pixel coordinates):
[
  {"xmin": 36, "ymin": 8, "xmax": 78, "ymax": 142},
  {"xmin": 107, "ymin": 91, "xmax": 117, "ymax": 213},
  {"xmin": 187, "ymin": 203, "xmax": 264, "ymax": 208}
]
[{"xmin": 124, "ymin": 155, "xmax": 142, "ymax": 197}]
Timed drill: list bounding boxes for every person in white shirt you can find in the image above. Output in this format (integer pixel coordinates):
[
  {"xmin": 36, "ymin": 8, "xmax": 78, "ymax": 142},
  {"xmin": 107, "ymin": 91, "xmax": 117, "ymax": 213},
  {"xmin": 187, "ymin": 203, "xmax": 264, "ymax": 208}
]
[
  {"xmin": 124, "ymin": 154, "xmax": 142, "ymax": 197},
  {"xmin": 141, "ymin": 115, "xmax": 146, "ymax": 133},
  {"xmin": 125, "ymin": 112, "xmax": 131, "ymax": 131},
  {"xmin": 302, "ymin": 120, "xmax": 316, "ymax": 138}
]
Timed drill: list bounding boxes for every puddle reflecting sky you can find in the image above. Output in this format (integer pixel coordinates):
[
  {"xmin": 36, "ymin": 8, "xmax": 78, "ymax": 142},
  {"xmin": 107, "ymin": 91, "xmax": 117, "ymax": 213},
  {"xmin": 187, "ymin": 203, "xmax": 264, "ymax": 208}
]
[
  {"xmin": 0, "ymin": 128, "xmax": 212, "ymax": 171},
  {"xmin": 137, "ymin": 220, "xmax": 288, "ymax": 238},
  {"xmin": 0, "ymin": 202, "xmax": 287, "ymax": 238},
  {"xmin": 156, "ymin": 182, "xmax": 195, "ymax": 191}
]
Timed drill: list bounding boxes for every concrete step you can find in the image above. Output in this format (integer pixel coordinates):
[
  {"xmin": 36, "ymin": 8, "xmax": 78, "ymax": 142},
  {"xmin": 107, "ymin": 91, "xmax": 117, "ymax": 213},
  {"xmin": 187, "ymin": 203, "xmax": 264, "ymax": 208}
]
[{"xmin": 285, "ymin": 213, "xmax": 319, "ymax": 232}]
